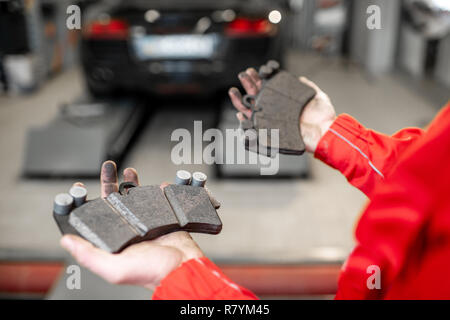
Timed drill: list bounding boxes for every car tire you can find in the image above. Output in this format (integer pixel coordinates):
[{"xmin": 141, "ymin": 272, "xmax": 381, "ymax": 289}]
[{"xmin": 85, "ymin": 79, "xmax": 114, "ymax": 98}]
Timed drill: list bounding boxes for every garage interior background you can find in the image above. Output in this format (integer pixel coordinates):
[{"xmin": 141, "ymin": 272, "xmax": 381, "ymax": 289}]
[{"xmin": 0, "ymin": 0, "xmax": 449, "ymax": 299}]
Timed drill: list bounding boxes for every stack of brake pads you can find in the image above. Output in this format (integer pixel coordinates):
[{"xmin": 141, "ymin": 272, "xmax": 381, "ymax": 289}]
[
  {"xmin": 53, "ymin": 171, "xmax": 222, "ymax": 253},
  {"xmin": 239, "ymin": 60, "xmax": 317, "ymax": 156}
]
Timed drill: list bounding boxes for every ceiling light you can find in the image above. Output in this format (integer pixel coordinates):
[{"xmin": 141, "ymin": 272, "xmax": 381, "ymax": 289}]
[
  {"xmin": 145, "ymin": 10, "xmax": 160, "ymax": 23},
  {"xmin": 222, "ymin": 9, "xmax": 236, "ymax": 22},
  {"xmin": 268, "ymin": 10, "xmax": 282, "ymax": 24}
]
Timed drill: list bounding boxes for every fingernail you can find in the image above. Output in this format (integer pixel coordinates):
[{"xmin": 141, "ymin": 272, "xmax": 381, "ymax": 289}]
[
  {"xmin": 102, "ymin": 161, "xmax": 116, "ymax": 183},
  {"xmin": 61, "ymin": 236, "xmax": 74, "ymax": 252},
  {"xmin": 103, "ymin": 161, "xmax": 115, "ymax": 172},
  {"xmin": 123, "ymin": 167, "xmax": 135, "ymax": 175},
  {"xmin": 238, "ymin": 72, "xmax": 247, "ymax": 79},
  {"xmin": 229, "ymin": 87, "xmax": 238, "ymax": 95}
]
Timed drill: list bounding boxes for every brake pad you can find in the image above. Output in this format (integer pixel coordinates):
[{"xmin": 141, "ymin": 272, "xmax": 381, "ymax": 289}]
[
  {"xmin": 53, "ymin": 172, "xmax": 222, "ymax": 253},
  {"xmin": 239, "ymin": 60, "xmax": 317, "ymax": 156}
]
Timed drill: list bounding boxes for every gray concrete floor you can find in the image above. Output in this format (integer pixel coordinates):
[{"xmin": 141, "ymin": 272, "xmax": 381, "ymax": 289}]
[{"xmin": 0, "ymin": 52, "xmax": 438, "ymax": 267}]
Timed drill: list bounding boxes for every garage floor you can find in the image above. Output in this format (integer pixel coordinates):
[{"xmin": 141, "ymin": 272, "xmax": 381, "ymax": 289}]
[{"xmin": 0, "ymin": 52, "xmax": 438, "ymax": 269}]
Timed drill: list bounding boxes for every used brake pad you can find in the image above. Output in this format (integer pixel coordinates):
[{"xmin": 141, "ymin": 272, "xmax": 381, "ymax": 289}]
[
  {"xmin": 53, "ymin": 172, "xmax": 222, "ymax": 253},
  {"xmin": 239, "ymin": 60, "xmax": 317, "ymax": 156}
]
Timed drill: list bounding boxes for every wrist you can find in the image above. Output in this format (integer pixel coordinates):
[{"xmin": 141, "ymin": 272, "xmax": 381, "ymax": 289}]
[
  {"xmin": 144, "ymin": 248, "xmax": 203, "ymax": 290},
  {"xmin": 180, "ymin": 243, "xmax": 204, "ymax": 263},
  {"xmin": 301, "ymin": 116, "xmax": 336, "ymax": 153},
  {"xmin": 319, "ymin": 118, "xmax": 335, "ymax": 138}
]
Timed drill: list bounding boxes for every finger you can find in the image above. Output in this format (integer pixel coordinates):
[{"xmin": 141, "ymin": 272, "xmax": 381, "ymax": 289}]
[
  {"xmin": 71, "ymin": 182, "xmax": 88, "ymax": 204},
  {"xmin": 299, "ymin": 76, "xmax": 322, "ymax": 93},
  {"xmin": 246, "ymin": 68, "xmax": 262, "ymax": 90},
  {"xmin": 60, "ymin": 235, "xmax": 119, "ymax": 283},
  {"xmin": 236, "ymin": 112, "xmax": 253, "ymax": 131},
  {"xmin": 72, "ymin": 182, "xmax": 85, "ymax": 188},
  {"xmin": 123, "ymin": 168, "xmax": 139, "ymax": 186},
  {"xmin": 236, "ymin": 112, "xmax": 246, "ymax": 122},
  {"xmin": 160, "ymin": 182, "xmax": 170, "ymax": 191},
  {"xmin": 228, "ymin": 87, "xmax": 252, "ymax": 119},
  {"xmin": 238, "ymin": 71, "xmax": 258, "ymax": 95},
  {"xmin": 101, "ymin": 160, "xmax": 118, "ymax": 198}
]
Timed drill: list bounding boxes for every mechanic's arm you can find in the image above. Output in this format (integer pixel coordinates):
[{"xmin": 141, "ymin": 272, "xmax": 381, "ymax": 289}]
[
  {"xmin": 335, "ymin": 105, "xmax": 450, "ymax": 299},
  {"xmin": 314, "ymin": 112, "xmax": 424, "ymax": 197},
  {"xmin": 229, "ymin": 70, "xmax": 425, "ymax": 197},
  {"xmin": 61, "ymin": 161, "xmax": 257, "ymax": 300}
]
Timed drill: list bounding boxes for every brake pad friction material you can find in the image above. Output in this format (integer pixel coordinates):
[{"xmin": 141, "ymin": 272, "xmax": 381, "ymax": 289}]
[
  {"xmin": 242, "ymin": 61, "xmax": 316, "ymax": 155},
  {"xmin": 163, "ymin": 185, "xmax": 222, "ymax": 234},
  {"xmin": 107, "ymin": 185, "xmax": 178, "ymax": 236},
  {"xmin": 69, "ymin": 199, "xmax": 138, "ymax": 253},
  {"xmin": 56, "ymin": 184, "xmax": 222, "ymax": 253}
]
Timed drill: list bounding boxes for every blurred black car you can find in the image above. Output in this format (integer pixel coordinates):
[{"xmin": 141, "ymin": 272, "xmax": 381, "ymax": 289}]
[{"xmin": 81, "ymin": 0, "xmax": 286, "ymax": 97}]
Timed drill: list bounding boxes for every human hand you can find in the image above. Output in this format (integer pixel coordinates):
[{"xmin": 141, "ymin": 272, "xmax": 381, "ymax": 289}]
[
  {"xmin": 60, "ymin": 161, "xmax": 204, "ymax": 290},
  {"xmin": 228, "ymin": 69, "xmax": 336, "ymax": 153}
]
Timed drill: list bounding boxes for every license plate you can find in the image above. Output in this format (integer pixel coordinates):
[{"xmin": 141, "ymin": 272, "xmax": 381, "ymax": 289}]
[{"xmin": 132, "ymin": 34, "xmax": 218, "ymax": 60}]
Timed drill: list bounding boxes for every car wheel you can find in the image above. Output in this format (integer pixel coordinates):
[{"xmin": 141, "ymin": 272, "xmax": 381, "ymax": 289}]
[{"xmin": 85, "ymin": 79, "xmax": 113, "ymax": 98}]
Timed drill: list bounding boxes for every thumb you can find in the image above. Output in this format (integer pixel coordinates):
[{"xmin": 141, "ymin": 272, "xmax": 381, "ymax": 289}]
[
  {"xmin": 236, "ymin": 112, "xmax": 246, "ymax": 122},
  {"xmin": 299, "ymin": 76, "xmax": 322, "ymax": 93}
]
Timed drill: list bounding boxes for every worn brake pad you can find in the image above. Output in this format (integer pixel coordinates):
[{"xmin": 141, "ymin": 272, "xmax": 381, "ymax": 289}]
[
  {"xmin": 240, "ymin": 60, "xmax": 317, "ymax": 156},
  {"xmin": 53, "ymin": 173, "xmax": 222, "ymax": 253}
]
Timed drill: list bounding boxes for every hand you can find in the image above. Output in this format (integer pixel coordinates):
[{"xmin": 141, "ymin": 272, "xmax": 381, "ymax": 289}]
[
  {"xmin": 228, "ymin": 69, "xmax": 336, "ymax": 153},
  {"xmin": 60, "ymin": 161, "xmax": 204, "ymax": 290}
]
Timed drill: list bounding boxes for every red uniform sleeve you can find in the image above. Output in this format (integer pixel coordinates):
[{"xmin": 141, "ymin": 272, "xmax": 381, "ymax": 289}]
[
  {"xmin": 152, "ymin": 257, "xmax": 258, "ymax": 300},
  {"xmin": 335, "ymin": 104, "xmax": 450, "ymax": 299},
  {"xmin": 314, "ymin": 114, "xmax": 424, "ymax": 197}
]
